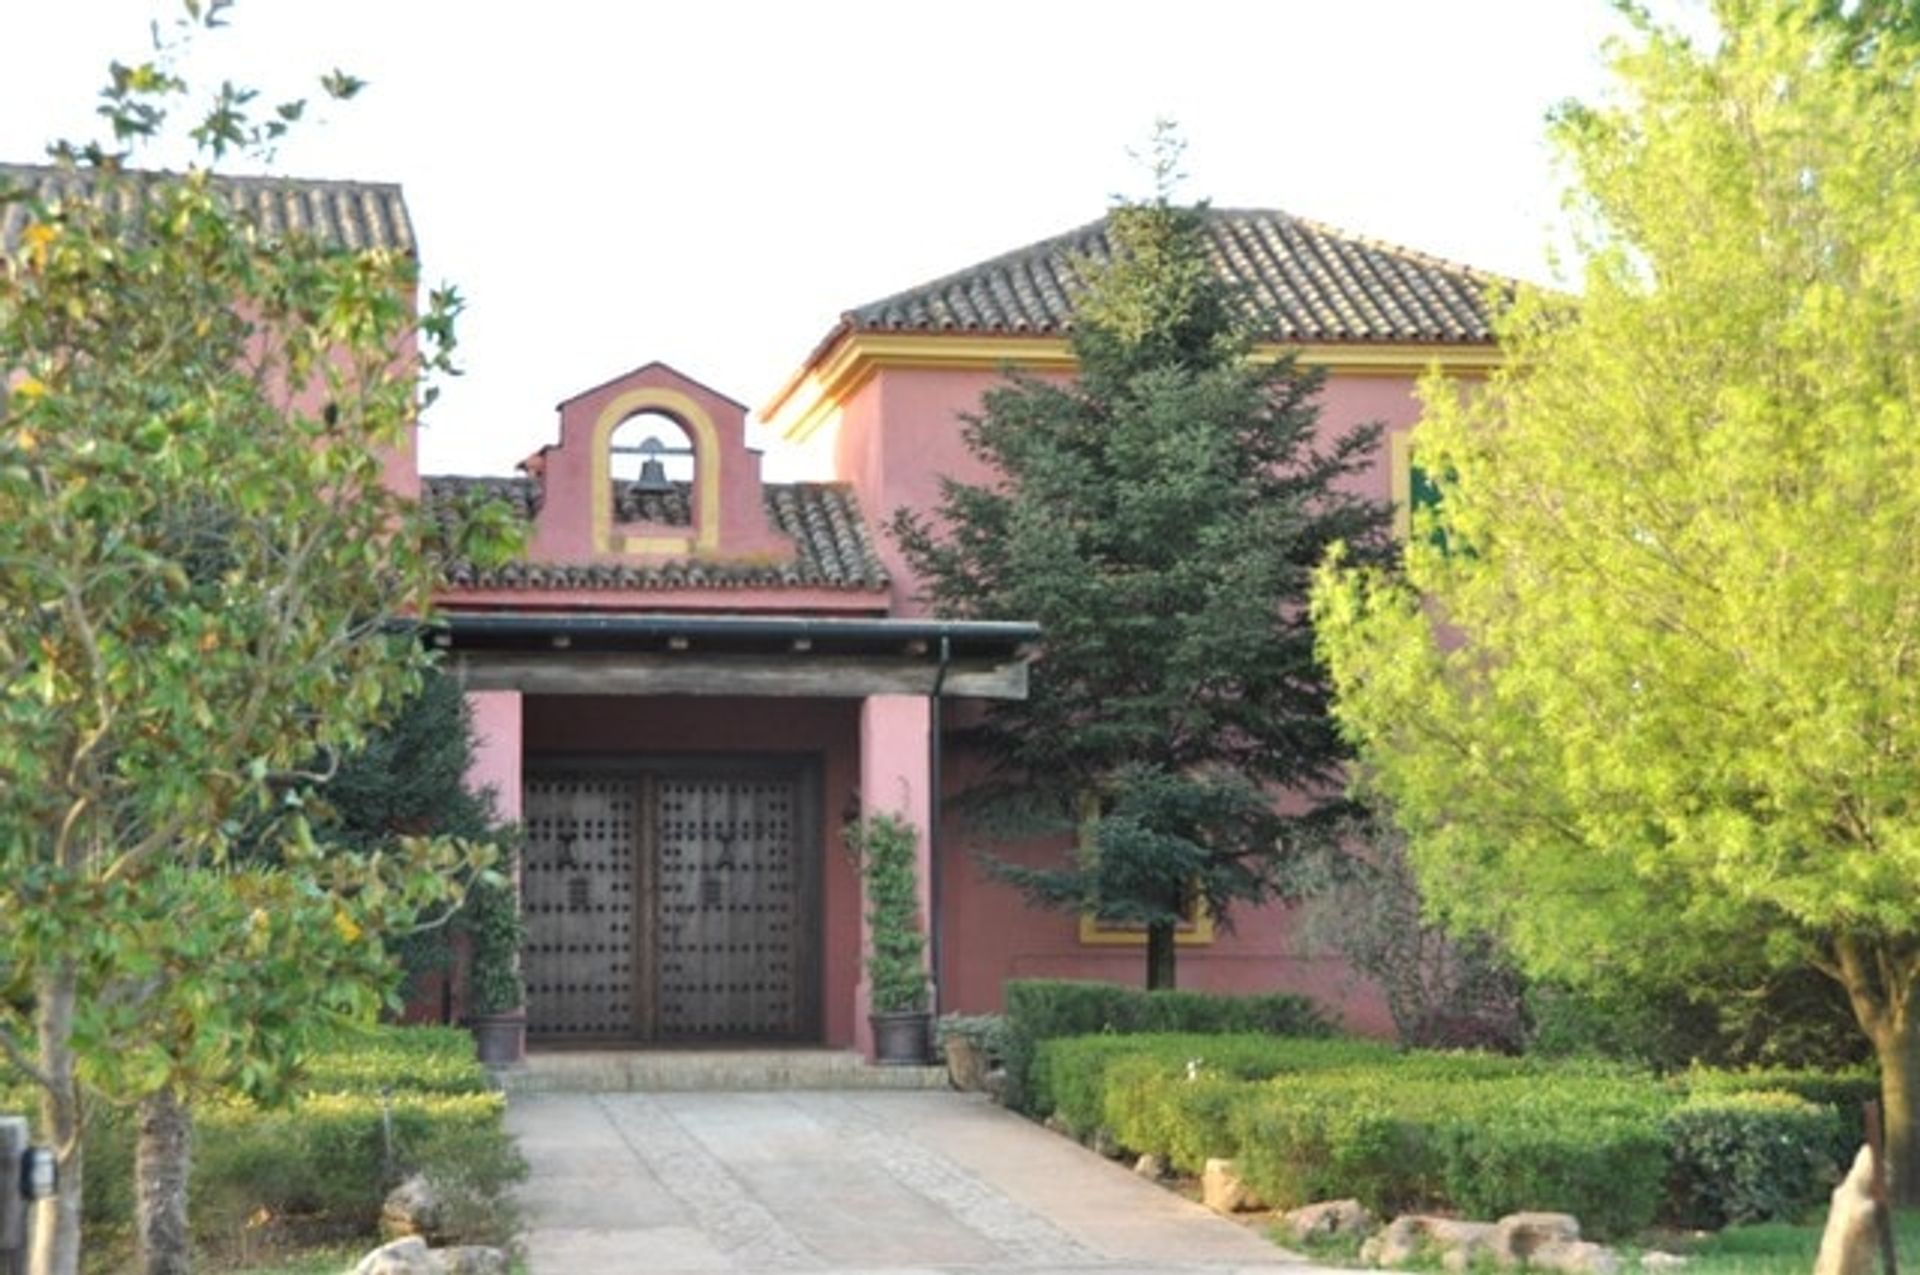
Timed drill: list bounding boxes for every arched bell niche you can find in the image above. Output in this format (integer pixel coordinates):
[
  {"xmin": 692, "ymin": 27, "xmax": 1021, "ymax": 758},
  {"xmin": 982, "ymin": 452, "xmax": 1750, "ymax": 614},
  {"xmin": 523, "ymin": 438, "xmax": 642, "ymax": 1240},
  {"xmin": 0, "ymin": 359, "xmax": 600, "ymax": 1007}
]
[
  {"xmin": 589, "ymin": 387, "xmax": 722, "ymax": 554},
  {"xmin": 609, "ymin": 411, "xmax": 697, "ymax": 526}
]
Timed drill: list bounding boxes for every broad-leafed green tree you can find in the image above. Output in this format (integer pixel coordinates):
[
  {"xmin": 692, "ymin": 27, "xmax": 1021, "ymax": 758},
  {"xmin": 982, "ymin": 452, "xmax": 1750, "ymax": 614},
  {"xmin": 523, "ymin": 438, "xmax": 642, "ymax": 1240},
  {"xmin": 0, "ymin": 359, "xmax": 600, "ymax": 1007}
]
[
  {"xmin": 893, "ymin": 130, "xmax": 1394, "ymax": 988},
  {"xmin": 0, "ymin": 8, "xmax": 517, "ymax": 1272},
  {"xmin": 1313, "ymin": 0, "xmax": 1920, "ymax": 1200}
]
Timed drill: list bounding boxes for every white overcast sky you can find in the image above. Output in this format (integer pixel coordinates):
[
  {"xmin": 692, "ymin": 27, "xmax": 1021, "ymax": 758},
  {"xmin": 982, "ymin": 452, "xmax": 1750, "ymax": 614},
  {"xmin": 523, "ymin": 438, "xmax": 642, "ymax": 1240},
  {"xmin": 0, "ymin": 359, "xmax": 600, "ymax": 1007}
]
[{"xmin": 0, "ymin": 1, "xmax": 1626, "ymax": 478}]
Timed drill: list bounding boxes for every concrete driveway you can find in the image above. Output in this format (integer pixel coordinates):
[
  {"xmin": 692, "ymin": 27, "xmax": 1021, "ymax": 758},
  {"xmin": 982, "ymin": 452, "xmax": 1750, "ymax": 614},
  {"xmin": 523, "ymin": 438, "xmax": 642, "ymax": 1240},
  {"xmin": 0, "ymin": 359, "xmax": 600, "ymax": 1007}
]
[{"xmin": 506, "ymin": 1090, "xmax": 1314, "ymax": 1274}]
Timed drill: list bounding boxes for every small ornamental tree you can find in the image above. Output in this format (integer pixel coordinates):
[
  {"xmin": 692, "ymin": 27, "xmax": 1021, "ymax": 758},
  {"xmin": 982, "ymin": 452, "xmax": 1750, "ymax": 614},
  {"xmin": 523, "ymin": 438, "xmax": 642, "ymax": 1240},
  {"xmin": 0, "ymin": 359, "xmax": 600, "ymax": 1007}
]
[
  {"xmin": 1313, "ymin": 0, "xmax": 1920, "ymax": 1202},
  {"xmin": 892, "ymin": 131, "xmax": 1394, "ymax": 988},
  {"xmin": 0, "ymin": 7, "xmax": 517, "ymax": 1273},
  {"xmin": 847, "ymin": 814, "xmax": 929, "ymax": 1014},
  {"xmin": 315, "ymin": 668, "xmax": 517, "ymax": 1013}
]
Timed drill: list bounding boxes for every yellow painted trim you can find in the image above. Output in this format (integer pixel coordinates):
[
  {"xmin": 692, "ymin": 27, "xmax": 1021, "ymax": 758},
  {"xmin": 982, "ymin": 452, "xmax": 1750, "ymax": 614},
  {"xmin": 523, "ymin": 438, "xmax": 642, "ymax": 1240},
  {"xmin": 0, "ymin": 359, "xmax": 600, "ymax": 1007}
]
[
  {"xmin": 622, "ymin": 534, "xmax": 694, "ymax": 554},
  {"xmin": 1068, "ymin": 794, "xmax": 1215, "ymax": 945},
  {"xmin": 1391, "ymin": 430, "xmax": 1413, "ymax": 541},
  {"xmin": 763, "ymin": 331, "xmax": 1503, "ymax": 444},
  {"xmin": 591, "ymin": 388, "xmax": 723, "ymax": 555},
  {"xmin": 1077, "ymin": 904, "xmax": 1216, "ymax": 948}
]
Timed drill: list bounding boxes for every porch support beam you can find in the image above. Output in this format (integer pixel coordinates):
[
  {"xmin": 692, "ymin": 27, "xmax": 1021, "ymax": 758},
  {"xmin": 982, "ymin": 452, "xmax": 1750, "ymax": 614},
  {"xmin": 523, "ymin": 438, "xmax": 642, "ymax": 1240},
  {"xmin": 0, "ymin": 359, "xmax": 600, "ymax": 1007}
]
[{"xmin": 448, "ymin": 651, "xmax": 1028, "ymax": 700}]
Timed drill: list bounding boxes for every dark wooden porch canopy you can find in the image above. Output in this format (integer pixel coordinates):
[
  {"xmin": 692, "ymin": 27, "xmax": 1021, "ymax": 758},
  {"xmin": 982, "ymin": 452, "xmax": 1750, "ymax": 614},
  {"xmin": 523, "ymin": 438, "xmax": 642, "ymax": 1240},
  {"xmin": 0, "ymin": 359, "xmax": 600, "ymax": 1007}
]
[{"xmin": 431, "ymin": 613, "xmax": 1040, "ymax": 700}]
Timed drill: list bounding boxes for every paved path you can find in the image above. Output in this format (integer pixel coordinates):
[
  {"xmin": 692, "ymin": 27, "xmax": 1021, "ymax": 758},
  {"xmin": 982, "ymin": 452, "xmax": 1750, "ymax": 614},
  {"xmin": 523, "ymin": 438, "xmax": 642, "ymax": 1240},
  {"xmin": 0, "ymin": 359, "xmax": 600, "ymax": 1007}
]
[{"xmin": 507, "ymin": 1090, "xmax": 1317, "ymax": 1274}]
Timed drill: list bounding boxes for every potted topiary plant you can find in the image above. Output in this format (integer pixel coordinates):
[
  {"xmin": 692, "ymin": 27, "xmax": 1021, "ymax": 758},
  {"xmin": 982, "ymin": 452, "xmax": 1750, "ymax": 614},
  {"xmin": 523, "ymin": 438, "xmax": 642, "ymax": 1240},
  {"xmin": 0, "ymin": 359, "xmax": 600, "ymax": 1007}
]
[
  {"xmin": 465, "ymin": 873, "xmax": 527, "ymax": 1066},
  {"xmin": 847, "ymin": 812, "xmax": 931, "ymax": 1064}
]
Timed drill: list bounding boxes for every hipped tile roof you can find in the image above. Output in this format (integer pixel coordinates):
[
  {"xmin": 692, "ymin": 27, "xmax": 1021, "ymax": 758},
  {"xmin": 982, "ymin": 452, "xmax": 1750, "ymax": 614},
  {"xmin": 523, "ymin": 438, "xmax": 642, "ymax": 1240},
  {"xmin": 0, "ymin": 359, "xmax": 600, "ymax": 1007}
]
[
  {"xmin": 846, "ymin": 207, "xmax": 1508, "ymax": 345},
  {"xmin": 421, "ymin": 476, "xmax": 889, "ymax": 593},
  {"xmin": 0, "ymin": 162, "xmax": 414, "ymax": 255}
]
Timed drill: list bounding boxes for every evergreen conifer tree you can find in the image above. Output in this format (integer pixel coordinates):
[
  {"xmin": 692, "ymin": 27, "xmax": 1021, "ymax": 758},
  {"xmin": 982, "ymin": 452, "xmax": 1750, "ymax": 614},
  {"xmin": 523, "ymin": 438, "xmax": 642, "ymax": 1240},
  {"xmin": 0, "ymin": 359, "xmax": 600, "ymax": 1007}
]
[{"xmin": 892, "ymin": 131, "xmax": 1394, "ymax": 987}]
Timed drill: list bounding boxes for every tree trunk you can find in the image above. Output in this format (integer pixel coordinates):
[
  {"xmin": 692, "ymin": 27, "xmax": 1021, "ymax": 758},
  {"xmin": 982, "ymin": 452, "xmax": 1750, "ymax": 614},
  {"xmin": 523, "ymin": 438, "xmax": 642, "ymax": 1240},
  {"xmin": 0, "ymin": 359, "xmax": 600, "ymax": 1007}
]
[
  {"xmin": 135, "ymin": 1088, "xmax": 192, "ymax": 1275},
  {"xmin": 30, "ymin": 965, "xmax": 82, "ymax": 1275},
  {"xmin": 1874, "ymin": 1017, "xmax": 1920, "ymax": 1208},
  {"xmin": 1832, "ymin": 934, "xmax": 1920, "ymax": 1206},
  {"xmin": 1146, "ymin": 922, "xmax": 1177, "ymax": 990}
]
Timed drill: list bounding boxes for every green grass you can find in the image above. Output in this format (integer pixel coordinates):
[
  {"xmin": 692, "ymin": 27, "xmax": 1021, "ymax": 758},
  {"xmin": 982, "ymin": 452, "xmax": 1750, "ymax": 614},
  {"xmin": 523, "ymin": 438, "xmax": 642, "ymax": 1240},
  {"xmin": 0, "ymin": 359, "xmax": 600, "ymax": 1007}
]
[{"xmin": 1674, "ymin": 1209, "xmax": 1920, "ymax": 1275}]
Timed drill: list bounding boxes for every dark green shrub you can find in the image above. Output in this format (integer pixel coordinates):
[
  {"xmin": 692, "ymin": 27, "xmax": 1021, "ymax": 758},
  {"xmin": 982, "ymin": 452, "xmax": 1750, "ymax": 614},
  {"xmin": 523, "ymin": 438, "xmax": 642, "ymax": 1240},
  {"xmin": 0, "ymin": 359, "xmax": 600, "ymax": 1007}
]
[
  {"xmin": 1002, "ymin": 979, "xmax": 1332, "ymax": 1110},
  {"xmin": 1663, "ymin": 1090, "xmax": 1847, "ymax": 1226},
  {"xmin": 1526, "ymin": 969, "xmax": 1869, "ymax": 1072}
]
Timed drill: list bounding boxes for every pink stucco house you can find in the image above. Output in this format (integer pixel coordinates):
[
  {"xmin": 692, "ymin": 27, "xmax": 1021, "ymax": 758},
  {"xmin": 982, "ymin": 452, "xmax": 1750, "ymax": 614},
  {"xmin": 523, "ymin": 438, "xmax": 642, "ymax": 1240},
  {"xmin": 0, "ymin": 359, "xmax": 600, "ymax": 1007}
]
[
  {"xmin": 3, "ymin": 163, "xmax": 1506, "ymax": 1057},
  {"xmin": 421, "ymin": 208, "xmax": 1508, "ymax": 1057}
]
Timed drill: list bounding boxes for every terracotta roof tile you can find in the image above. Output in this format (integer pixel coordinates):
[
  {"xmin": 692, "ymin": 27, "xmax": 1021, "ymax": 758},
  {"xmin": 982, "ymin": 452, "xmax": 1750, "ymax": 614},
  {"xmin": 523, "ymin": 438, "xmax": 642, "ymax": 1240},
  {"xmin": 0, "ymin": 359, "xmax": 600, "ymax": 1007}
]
[
  {"xmin": 421, "ymin": 476, "xmax": 889, "ymax": 593},
  {"xmin": 846, "ymin": 207, "xmax": 1509, "ymax": 345},
  {"xmin": 0, "ymin": 162, "xmax": 415, "ymax": 255}
]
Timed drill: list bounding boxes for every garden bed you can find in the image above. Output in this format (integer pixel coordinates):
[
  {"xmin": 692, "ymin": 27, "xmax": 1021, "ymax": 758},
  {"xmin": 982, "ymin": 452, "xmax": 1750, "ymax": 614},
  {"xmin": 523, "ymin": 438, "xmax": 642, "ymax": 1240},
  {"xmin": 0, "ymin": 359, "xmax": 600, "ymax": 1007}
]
[
  {"xmin": 1, "ymin": 1025, "xmax": 524, "ymax": 1272},
  {"xmin": 1026, "ymin": 1030, "xmax": 1874, "ymax": 1238}
]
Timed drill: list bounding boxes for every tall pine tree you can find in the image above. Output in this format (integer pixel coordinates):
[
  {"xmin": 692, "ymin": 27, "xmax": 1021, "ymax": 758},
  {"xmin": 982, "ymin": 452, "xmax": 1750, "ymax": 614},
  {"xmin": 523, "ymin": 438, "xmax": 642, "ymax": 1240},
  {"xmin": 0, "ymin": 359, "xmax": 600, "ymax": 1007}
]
[{"xmin": 892, "ymin": 134, "xmax": 1393, "ymax": 987}]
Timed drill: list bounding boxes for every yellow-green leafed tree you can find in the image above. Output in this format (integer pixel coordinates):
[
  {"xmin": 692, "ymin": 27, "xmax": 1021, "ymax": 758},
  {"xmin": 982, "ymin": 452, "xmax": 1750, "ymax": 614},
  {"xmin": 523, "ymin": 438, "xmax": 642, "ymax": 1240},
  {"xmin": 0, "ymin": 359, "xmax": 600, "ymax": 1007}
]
[
  {"xmin": 0, "ymin": 8, "xmax": 521, "ymax": 1273},
  {"xmin": 1312, "ymin": 0, "xmax": 1920, "ymax": 1200}
]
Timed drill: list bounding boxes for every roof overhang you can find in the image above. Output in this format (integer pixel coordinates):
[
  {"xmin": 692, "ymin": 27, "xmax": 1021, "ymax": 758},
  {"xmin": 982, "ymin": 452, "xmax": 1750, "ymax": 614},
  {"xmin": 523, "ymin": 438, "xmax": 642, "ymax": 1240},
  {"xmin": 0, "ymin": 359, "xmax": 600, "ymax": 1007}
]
[
  {"xmin": 429, "ymin": 612, "xmax": 1040, "ymax": 701},
  {"xmin": 760, "ymin": 328, "xmax": 1505, "ymax": 445}
]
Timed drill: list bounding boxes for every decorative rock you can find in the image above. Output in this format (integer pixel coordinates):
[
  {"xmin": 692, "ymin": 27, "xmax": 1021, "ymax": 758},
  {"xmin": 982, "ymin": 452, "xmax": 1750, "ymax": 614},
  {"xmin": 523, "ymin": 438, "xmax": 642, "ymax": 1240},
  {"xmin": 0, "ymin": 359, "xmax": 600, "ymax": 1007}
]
[
  {"xmin": 1134, "ymin": 1153, "xmax": 1167, "ymax": 1179},
  {"xmin": 1640, "ymin": 1253, "xmax": 1689, "ymax": 1270},
  {"xmin": 1362, "ymin": 1216, "xmax": 1496, "ymax": 1269},
  {"xmin": 1493, "ymin": 1211, "xmax": 1582, "ymax": 1267},
  {"xmin": 984, "ymin": 1068, "xmax": 1008, "ymax": 1102},
  {"xmin": 1432, "ymin": 1219, "xmax": 1498, "ymax": 1271},
  {"xmin": 1814, "ymin": 1145, "xmax": 1882, "ymax": 1275},
  {"xmin": 1091, "ymin": 1127, "xmax": 1123, "ymax": 1159},
  {"xmin": 1282, "ymin": 1198, "xmax": 1378, "ymax": 1243},
  {"xmin": 435, "ymin": 1248, "xmax": 509, "ymax": 1275},
  {"xmin": 1528, "ymin": 1239, "xmax": 1619, "ymax": 1275},
  {"xmin": 349, "ymin": 1238, "xmax": 509, "ymax": 1275},
  {"xmin": 352, "ymin": 1237, "xmax": 437, "ymax": 1275},
  {"xmin": 1042, "ymin": 1113, "xmax": 1071, "ymax": 1135},
  {"xmin": 381, "ymin": 1176, "xmax": 444, "ymax": 1242},
  {"xmin": 944, "ymin": 1037, "xmax": 989, "ymax": 1092},
  {"xmin": 1201, "ymin": 1158, "xmax": 1264, "ymax": 1214}
]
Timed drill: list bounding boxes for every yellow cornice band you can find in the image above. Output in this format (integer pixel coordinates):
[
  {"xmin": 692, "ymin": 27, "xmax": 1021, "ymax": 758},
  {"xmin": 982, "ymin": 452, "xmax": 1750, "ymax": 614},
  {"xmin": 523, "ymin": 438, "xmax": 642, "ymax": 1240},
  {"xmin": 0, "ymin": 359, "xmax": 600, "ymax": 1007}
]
[{"xmin": 765, "ymin": 331, "xmax": 1504, "ymax": 445}]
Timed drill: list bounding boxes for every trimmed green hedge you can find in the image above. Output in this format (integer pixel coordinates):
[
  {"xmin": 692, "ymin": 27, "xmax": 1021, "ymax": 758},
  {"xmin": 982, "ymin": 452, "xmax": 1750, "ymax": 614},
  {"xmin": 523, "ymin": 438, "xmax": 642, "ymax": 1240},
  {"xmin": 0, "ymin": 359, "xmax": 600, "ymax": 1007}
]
[
  {"xmin": 1029, "ymin": 1032, "xmax": 1859, "ymax": 1236},
  {"xmin": 1664, "ymin": 1090, "xmax": 1849, "ymax": 1227},
  {"xmin": 1001, "ymin": 979, "xmax": 1333, "ymax": 1110},
  {"xmin": 0, "ymin": 1025, "xmax": 521, "ymax": 1255}
]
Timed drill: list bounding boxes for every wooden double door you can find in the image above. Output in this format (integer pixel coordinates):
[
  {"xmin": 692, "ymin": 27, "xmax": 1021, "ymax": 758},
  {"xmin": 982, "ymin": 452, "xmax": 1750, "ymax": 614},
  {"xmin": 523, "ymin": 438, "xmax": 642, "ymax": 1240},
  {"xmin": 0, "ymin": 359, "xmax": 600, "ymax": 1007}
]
[{"xmin": 520, "ymin": 760, "xmax": 821, "ymax": 1043}]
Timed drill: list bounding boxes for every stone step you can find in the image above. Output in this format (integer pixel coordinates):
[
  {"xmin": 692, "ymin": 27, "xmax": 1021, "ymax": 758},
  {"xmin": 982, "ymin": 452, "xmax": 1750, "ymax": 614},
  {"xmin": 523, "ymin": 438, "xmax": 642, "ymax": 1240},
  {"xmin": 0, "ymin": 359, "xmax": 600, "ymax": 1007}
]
[{"xmin": 496, "ymin": 1048, "xmax": 949, "ymax": 1094}]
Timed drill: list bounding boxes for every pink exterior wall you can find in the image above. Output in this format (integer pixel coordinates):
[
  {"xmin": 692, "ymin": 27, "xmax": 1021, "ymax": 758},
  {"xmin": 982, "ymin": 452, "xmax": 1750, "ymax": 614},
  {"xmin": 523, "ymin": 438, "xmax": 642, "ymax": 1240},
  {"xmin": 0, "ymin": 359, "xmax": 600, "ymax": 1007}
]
[
  {"xmin": 464, "ymin": 690, "xmax": 524, "ymax": 821},
  {"xmin": 521, "ymin": 694, "xmax": 866, "ymax": 1048},
  {"xmin": 855, "ymin": 696, "xmax": 934, "ymax": 1056},
  {"xmin": 836, "ymin": 364, "xmax": 1430, "ymax": 618}
]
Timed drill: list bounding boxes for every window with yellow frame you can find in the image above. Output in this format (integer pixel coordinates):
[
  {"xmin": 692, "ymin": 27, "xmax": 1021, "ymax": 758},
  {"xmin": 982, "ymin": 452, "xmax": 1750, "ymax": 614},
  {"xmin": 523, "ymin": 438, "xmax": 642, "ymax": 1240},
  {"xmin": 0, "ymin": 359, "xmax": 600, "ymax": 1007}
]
[
  {"xmin": 1077, "ymin": 896, "xmax": 1216, "ymax": 946},
  {"xmin": 1390, "ymin": 431, "xmax": 1448, "ymax": 549}
]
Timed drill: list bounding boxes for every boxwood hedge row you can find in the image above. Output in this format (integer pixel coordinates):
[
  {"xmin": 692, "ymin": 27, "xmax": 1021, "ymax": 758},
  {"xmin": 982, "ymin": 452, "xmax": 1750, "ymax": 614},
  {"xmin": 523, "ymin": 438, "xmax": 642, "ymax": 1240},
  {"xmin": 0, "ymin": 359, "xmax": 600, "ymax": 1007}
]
[{"xmin": 1030, "ymin": 1032, "xmax": 1863, "ymax": 1236}]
